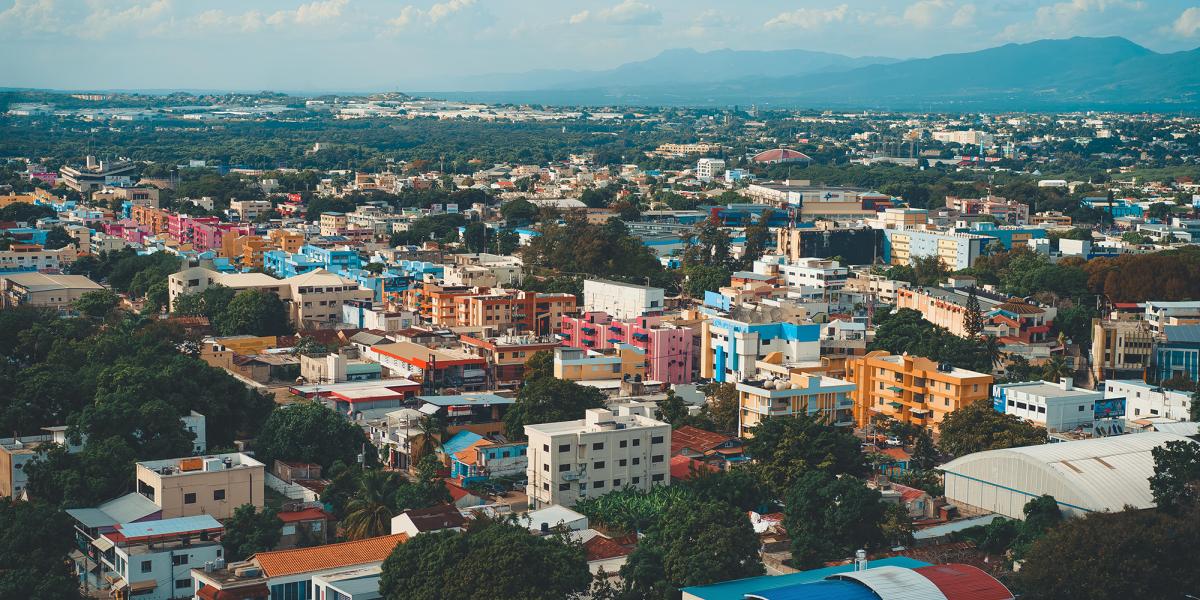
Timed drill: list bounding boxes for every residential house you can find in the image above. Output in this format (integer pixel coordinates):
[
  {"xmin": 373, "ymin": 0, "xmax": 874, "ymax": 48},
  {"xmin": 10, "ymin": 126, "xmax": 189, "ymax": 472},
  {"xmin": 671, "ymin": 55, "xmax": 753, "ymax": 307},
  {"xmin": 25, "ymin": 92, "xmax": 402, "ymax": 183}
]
[
  {"xmin": 92, "ymin": 515, "xmax": 225, "ymax": 600},
  {"xmin": 846, "ymin": 351, "xmax": 992, "ymax": 431},
  {"xmin": 135, "ymin": 453, "xmax": 265, "ymax": 520},
  {"xmin": 389, "ymin": 504, "xmax": 467, "ymax": 537}
]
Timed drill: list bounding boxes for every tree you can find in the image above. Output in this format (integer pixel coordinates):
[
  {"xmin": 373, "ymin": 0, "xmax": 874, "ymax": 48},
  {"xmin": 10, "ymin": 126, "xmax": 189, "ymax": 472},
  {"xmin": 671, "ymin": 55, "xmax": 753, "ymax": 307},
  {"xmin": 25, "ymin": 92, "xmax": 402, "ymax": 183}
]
[
  {"xmin": 222, "ymin": 504, "xmax": 283, "ymax": 561},
  {"xmin": 379, "ymin": 517, "xmax": 591, "ymax": 600},
  {"xmin": 1040, "ymin": 355, "xmax": 1071, "ymax": 382},
  {"xmin": 678, "ymin": 467, "xmax": 770, "ymax": 513},
  {"xmin": 937, "ymin": 400, "xmax": 1046, "ymax": 457},
  {"xmin": 683, "ymin": 264, "xmax": 731, "ymax": 298},
  {"xmin": 1148, "ymin": 439, "xmax": 1200, "ymax": 513},
  {"xmin": 982, "ymin": 334, "xmax": 1005, "ymax": 370},
  {"xmin": 963, "ymin": 287, "xmax": 984, "ymax": 338},
  {"xmin": 740, "ymin": 211, "xmax": 772, "ymax": 265},
  {"xmin": 1016, "ymin": 508, "xmax": 1200, "ymax": 600},
  {"xmin": 784, "ymin": 472, "xmax": 890, "ymax": 568},
  {"xmin": 1011, "ymin": 494, "xmax": 1062, "ymax": 559},
  {"xmin": 911, "ymin": 431, "xmax": 939, "ymax": 470},
  {"xmin": 504, "ymin": 375, "xmax": 605, "ymax": 440},
  {"xmin": 342, "ymin": 469, "xmax": 401, "ymax": 540},
  {"xmin": 700, "ymin": 382, "xmax": 739, "ymax": 434},
  {"xmin": 500, "ymin": 198, "xmax": 538, "ymax": 225},
  {"xmin": 0, "ymin": 499, "xmax": 80, "ymax": 599},
  {"xmin": 744, "ymin": 415, "xmax": 866, "ymax": 495},
  {"xmin": 463, "ymin": 221, "xmax": 488, "ymax": 253},
  {"xmin": 72, "ymin": 289, "xmax": 121, "ymax": 319},
  {"xmin": 173, "ymin": 283, "xmax": 235, "ymax": 317},
  {"xmin": 217, "ymin": 289, "xmax": 291, "ymax": 336},
  {"xmin": 621, "ymin": 500, "xmax": 763, "ymax": 598},
  {"xmin": 254, "ymin": 402, "xmax": 373, "ymax": 471},
  {"xmin": 42, "ymin": 226, "xmax": 73, "ymax": 250}
]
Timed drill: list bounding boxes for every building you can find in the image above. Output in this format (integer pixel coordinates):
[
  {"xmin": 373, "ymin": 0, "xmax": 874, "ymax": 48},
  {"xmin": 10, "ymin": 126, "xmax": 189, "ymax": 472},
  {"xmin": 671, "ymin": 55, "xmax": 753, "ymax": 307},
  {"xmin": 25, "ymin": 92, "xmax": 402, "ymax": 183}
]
[
  {"xmin": 1152, "ymin": 324, "xmax": 1200, "ymax": 385},
  {"xmin": 695, "ymin": 158, "xmax": 726, "ymax": 182},
  {"xmin": 459, "ymin": 333, "xmax": 561, "ymax": 388},
  {"xmin": 230, "ymin": 199, "xmax": 274, "ymax": 222},
  {"xmin": 168, "ymin": 267, "xmax": 288, "ymax": 311},
  {"xmin": 745, "ymin": 181, "xmax": 886, "ymax": 221},
  {"xmin": 1144, "ymin": 301, "xmax": 1200, "ymax": 333},
  {"xmin": 453, "ymin": 289, "xmax": 577, "ymax": 336},
  {"xmin": 993, "ymin": 379, "xmax": 1106, "ymax": 433},
  {"xmin": 92, "ymin": 515, "xmax": 224, "ymax": 600},
  {"xmin": 0, "ymin": 426, "xmax": 81, "ymax": 498},
  {"xmin": 653, "ymin": 142, "xmax": 722, "ymax": 157},
  {"xmin": 341, "ymin": 300, "xmax": 416, "ymax": 331},
  {"xmin": 947, "ymin": 196, "xmax": 1030, "ymax": 225},
  {"xmin": 390, "ymin": 504, "xmax": 466, "ymax": 537},
  {"xmin": 583, "ymin": 279, "xmax": 665, "ymax": 320},
  {"xmin": 931, "ymin": 129, "xmax": 994, "ymax": 146},
  {"xmin": 559, "ymin": 312, "xmax": 695, "ymax": 384},
  {"xmin": 1104, "ymin": 379, "xmax": 1194, "ymax": 423},
  {"xmin": 846, "ymin": 351, "xmax": 992, "ymax": 431},
  {"xmin": 135, "ymin": 453, "xmax": 265, "ymax": 520},
  {"xmin": 369, "ymin": 342, "xmax": 489, "ymax": 391},
  {"xmin": 882, "ymin": 228, "xmax": 992, "ymax": 270},
  {"xmin": 448, "ymin": 438, "xmax": 528, "ymax": 484},
  {"xmin": 0, "ymin": 243, "xmax": 78, "ymax": 273},
  {"xmin": 941, "ymin": 433, "xmax": 1196, "ymax": 519},
  {"xmin": 192, "ymin": 534, "xmax": 407, "ymax": 600},
  {"xmin": 284, "ymin": 269, "xmax": 373, "ymax": 329},
  {"xmin": 699, "ymin": 313, "xmax": 820, "ymax": 383},
  {"xmin": 750, "ymin": 148, "xmax": 813, "ymax": 164},
  {"xmin": 895, "ymin": 287, "xmax": 1054, "ymax": 343},
  {"xmin": 0, "ymin": 272, "xmax": 103, "ymax": 310},
  {"xmin": 736, "ymin": 372, "xmax": 857, "ymax": 436},
  {"xmin": 525, "ymin": 406, "xmax": 671, "ymax": 508},
  {"xmin": 774, "ymin": 226, "xmax": 883, "ymax": 265},
  {"xmin": 1090, "ymin": 313, "xmax": 1154, "ymax": 382},
  {"xmin": 554, "ymin": 345, "xmax": 646, "ymax": 382},
  {"xmin": 59, "ymin": 156, "xmax": 137, "ymax": 193}
]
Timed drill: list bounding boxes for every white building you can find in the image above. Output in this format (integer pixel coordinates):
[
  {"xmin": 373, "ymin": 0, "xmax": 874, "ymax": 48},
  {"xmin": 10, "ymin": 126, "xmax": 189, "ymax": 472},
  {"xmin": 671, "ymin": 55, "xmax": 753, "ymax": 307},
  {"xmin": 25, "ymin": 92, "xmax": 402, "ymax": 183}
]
[
  {"xmin": 525, "ymin": 406, "xmax": 671, "ymax": 509},
  {"xmin": 992, "ymin": 379, "xmax": 1106, "ymax": 433},
  {"xmin": 695, "ymin": 158, "xmax": 726, "ymax": 182},
  {"xmin": 931, "ymin": 129, "xmax": 994, "ymax": 147},
  {"xmin": 1103, "ymin": 379, "xmax": 1194, "ymax": 423},
  {"xmin": 229, "ymin": 199, "xmax": 274, "ymax": 222},
  {"xmin": 941, "ymin": 433, "xmax": 1196, "ymax": 519},
  {"xmin": 1143, "ymin": 301, "xmax": 1200, "ymax": 333},
  {"xmin": 95, "ymin": 515, "xmax": 225, "ymax": 600},
  {"xmin": 582, "ymin": 279, "xmax": 665, "ymax": 320}
]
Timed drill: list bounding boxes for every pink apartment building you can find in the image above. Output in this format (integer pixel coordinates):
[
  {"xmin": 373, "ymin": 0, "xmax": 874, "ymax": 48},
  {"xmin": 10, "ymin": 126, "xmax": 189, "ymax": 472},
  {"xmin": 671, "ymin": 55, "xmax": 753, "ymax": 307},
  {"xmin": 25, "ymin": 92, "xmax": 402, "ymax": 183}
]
[{"xmin": 560, "ymin": 311, "xmax": 694, "ymax": 384}]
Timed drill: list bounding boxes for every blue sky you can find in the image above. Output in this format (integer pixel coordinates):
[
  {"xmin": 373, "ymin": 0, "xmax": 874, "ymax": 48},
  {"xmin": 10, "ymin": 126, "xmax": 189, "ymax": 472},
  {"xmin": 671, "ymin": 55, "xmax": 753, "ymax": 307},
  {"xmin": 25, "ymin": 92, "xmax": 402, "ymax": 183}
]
[{"xmin": 2, "ymin": 0, "xmax": 1199, "ymax": 91}]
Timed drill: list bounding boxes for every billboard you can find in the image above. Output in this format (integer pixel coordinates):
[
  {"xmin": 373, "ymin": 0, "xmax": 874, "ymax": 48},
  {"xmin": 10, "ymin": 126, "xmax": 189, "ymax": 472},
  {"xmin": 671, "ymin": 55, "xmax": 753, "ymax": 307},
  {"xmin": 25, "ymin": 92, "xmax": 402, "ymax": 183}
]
[{"xmin": 1094, "ymin": 397, "xmax": 1126, "ymax": 419}]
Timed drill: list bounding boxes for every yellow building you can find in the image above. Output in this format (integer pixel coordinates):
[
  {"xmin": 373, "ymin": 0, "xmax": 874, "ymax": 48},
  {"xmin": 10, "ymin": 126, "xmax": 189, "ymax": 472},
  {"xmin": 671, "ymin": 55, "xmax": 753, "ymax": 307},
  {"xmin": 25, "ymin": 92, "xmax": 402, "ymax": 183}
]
[
  {"xmin": 846, "ymin": 351, "xmax": 992, "ymax": 431},
  {"xmin": 134, "ymin": 453, "xmax": 265, "ymax": 520},
  {"xmin": 269, "ymin": 229, "xmax": 306, "ymax": 254},
  {"xmin": 735, "ymin": 371, "xmax": 857, "ymax": 437},
  {"xmin": 553, "ymin": 344, "xmax": 646, "ymax": 382},
  {"xmin": 0, "ymin": 192, "xmax": 37, "ymax": 208}
]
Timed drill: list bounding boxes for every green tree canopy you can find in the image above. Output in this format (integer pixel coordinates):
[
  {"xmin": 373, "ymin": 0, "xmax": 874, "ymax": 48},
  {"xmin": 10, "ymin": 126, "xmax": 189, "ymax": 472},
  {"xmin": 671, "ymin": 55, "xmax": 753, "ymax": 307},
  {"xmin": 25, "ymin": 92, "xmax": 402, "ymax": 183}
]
[
  {"xmin": 784, "ymin": 472, "xmax": 891, "ymax": 568},
  {"xmin": 254, "ymin": 402, "xmax": 374, "ymax": 471},
  {"xmin": 217, "ymin": 289, "xmax": 291, "ymax": 336},
  {"xmin": 1148, "ymin": 439, "xmax": 1200, "ymax": 513},
  {"xmin": 0, "ymin": 499, "xmax": 80, "ymax": 599},
  {"xmin": 379, "ymin": 517, "xmax": 591, "ymax": 600},
  {"xmin": 222, "ymin": 504, "xmax": 283, "ymax": 562},
  {"xmin": 72, "ymin": 289, "xmax": 121, "ymax": 319},
  {"xmin": 744, "ymin": 415, "xmax": 866, "ymax": 496},
  {"xmin": 936, "ymin": 399, "xmax": 1047, "ymax": 457},
  {"xmin": 503, "ymin": 372, "xmax": 605, "ymax": 440}
]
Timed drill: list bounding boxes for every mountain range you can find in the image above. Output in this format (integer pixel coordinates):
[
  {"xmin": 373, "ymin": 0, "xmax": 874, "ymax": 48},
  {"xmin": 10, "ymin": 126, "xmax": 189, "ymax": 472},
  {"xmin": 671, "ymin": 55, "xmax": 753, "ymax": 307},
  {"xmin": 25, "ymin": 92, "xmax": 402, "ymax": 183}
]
[{"xmin": 421, "ymin": 37, "xmax": 1200, "ymax": 111}]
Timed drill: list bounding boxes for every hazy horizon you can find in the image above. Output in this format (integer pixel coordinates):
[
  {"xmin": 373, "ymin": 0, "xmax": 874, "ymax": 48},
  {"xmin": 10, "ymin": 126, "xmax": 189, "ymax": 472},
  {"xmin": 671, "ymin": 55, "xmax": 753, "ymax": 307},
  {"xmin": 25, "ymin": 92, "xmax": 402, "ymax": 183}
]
[{"xmin": 2, "ymin": 0, "xmax": 1200, "ymax": 92}]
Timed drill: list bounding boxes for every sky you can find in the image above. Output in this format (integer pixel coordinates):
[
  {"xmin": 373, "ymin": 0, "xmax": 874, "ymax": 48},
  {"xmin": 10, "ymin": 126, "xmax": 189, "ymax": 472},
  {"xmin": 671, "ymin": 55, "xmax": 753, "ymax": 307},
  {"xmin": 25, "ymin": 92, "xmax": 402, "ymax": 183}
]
[{"xmin": 2, "ymin": 0, "xmax": 1199, "ymax": 92}]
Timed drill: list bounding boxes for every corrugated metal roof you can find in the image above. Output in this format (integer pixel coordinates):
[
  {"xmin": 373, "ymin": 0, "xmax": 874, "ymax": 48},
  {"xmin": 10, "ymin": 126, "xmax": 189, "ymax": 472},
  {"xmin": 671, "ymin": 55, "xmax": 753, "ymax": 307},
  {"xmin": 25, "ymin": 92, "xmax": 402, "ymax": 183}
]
[
  {"xmin": 680, "ymin": 558, "xmax": 931, "ymax": 600},
  {"xmin": 113, "ymin": 515, "xmax": 222, "ymax": 541},
  {"xmin": 748, "ymin": 579, "xmax": 879, "ymax": 600},
  {"xmin": 831, "ymin": 566, "xmax": 948, "ymax": 600},
  {"xmin": 940, "ymin": 432, "xmax": 1196, "ymax": 514},
  {"xmin": 914, "ymin": 564, "xmax": 1013, "ymax": 600}
]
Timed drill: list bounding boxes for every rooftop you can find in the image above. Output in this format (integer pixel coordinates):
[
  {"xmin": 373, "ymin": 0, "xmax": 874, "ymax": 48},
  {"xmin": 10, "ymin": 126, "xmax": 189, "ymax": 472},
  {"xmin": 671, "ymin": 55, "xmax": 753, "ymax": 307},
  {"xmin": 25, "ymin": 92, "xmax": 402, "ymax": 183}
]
[
  {"xmin": 0, "ymin": 272, "xmax": 104, "ymax": 292},
  {"xmin": 252, "ymin": 533, "xmax": 407, "ymax": 578}
]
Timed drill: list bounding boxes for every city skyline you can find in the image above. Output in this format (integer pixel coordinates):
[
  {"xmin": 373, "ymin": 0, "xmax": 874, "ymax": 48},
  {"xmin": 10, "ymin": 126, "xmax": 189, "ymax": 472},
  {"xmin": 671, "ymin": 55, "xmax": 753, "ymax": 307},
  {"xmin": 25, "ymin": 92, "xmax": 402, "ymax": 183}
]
[{"xmin": 2, "ymin": 0, "xmax": 1200, "ymax": 91}]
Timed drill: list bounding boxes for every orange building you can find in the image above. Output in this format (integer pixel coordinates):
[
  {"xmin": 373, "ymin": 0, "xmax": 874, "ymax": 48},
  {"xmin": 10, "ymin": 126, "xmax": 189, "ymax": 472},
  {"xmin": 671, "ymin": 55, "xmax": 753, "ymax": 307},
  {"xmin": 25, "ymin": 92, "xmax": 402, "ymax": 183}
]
[
  {"xmin": 131, "ymin": 204, "xmax": 170, "ymax": 234},
  {"xmin": 845, "ymin": 351, "xmax": 992, "ymax": 432},
  {"xmin": 269, "ymin": 228, "xmax": 306, "ymax": 254},
  {"xmin": 453, "ymin": 290, "xmax": 576, "ymax": 336}
]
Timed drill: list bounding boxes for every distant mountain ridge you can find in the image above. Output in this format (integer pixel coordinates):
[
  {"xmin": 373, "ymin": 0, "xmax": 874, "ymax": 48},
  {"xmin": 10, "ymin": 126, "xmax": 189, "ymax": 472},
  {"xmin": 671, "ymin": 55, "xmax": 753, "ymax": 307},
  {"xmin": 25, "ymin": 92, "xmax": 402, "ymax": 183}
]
[{"xmin": 423, "ymin": 37, "xmax": 1200, "ymax": 111}]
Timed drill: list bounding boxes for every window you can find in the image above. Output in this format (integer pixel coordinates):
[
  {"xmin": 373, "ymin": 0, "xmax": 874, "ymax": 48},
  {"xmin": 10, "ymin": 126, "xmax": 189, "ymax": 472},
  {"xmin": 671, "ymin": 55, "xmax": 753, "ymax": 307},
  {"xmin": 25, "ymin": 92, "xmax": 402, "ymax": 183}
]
[
  {"xmin": 594, "ymin": 461, "xmax": 606, "ymax": 469},
  {"xmin": 632, "ymin": 457, "xmax": 641, "ymax": 465},
  {"xmin": 613, "ymin": 479, "xmax": 622, "ymax": 487},
  {"xmin": 184, "ymin": 492, "xmax": 196, "ymax": 504},
  {"xmin": 618, "ymin": 459, "xmax": 627, "ymax": 467},
  {"xmin": 1007, "ymin": 400, "xmax": 1015, "ymax": 407},
  {"xmin": 632, "ymin": 477, "xmax": 641, "ymax": 484},
  {"xmin": 632, "ymin": 439, "xmax": 640, "ymax": 447},
  {"xmin": 311, "ymin": 521, "xmax": 322, "ymax": 533},
  {"xmin": 282, "ymin": 525, "xmax": 297, "ymax": 536},
  {"xmin": 619, "ymin": 440, "xmax": 627, "ymax": 448},
  {"xmin": 214, "ymin": 489, "xmax": 225, "ymax": 501},
  {"xmin": 176, "ymin": 579, "xmax": 192, "ymax": 590},
  {"xmin": 141, "ymin": 560, "xmax": 152, "ymax": 573},
  {"xmin": 1078, "ymin": 405, "xmax": 1086, "ymax": 412},
  {"xmin": 559, "ymin": 483, "xmax": 570, "ymax": 491},
  {"xmin": 543, "ymin": 444, "xmax": 549, "ymax": 452},
  {"xmin": 173, "ymin": 554, "xmax": 189, "ymax": 566},
  {"xmin": 543, "ymin": 464, "xmax": 550, "ymax": 472},
  {"xmin": 592, "ymin": 442, "xmax": 604, "ymax": 451},
  {"xmin": 652, "ymin": 474, "xmax": 664, "ymax": 482},
  {"xmin": 651, "ymin": 435, "xmax": 664, "ymax": 444},
  {"xmin": 558, "ymin": 464, "xmax": 570, "ymax": 472},
  {"xmin": 558, "ymin": 444, "xmax": 571, "ymax": 452},
  {"xmin": 651, "ymin": 455, "xmax": 664, "ymax": 463},
  {"xmin": 542, "ymin": 482, "xmax": 550, "ymax": 491},
  {"xmin": 593, "ymin": 481, "xmax": 605, "ymax": 489}
]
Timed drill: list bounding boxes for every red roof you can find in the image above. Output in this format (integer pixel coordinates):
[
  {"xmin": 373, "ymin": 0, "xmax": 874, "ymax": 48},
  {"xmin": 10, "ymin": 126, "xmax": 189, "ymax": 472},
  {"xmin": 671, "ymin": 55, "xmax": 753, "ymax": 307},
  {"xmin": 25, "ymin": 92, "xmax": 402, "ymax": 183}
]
[
  {"xmin": 584, "ymin": 535, "xmax": 634, "ymax": 562},
  {"xmin": 669, "ymin": 455, "xmax": 717, "ymax": 480},
  {"xmin": 752, "ymin": 148, "xmax": 812, "ymax": 163},
  {"xmin": 915, "ymin": 563, "xmax": 1014, "ymax": 600},
  {"xmin": 881, "ymin": 447, "xmax": 911, "ymax": 461},
  {"xmin": 277, "ymin": 507, "xmax": 331, "ymax": 523},
  {"xmin": 889, "ymin": 482, "xmax": 928, "ymax": 503},
  {"xmin": 445, "ymin": 480, "xmax": 474, "ymax": 502},
  {"xmin": 669, "ymin": 425, "xmax": 734, "ymax": 455},
  {"xmin": 197, "ymin": 583, "xmax": 270, "ymax": 600}
]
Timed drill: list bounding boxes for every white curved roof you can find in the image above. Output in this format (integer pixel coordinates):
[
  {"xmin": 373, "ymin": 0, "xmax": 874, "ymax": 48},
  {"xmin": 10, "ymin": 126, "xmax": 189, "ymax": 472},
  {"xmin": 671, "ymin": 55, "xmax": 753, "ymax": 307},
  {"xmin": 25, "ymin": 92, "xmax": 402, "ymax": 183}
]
[
  {"xmin": 831, "ymin": 566, "xmax": 948, "ymax": 600},
  {"xmin": 940, "ymin": 432, "xmax": 1196, "ymax": 514}
]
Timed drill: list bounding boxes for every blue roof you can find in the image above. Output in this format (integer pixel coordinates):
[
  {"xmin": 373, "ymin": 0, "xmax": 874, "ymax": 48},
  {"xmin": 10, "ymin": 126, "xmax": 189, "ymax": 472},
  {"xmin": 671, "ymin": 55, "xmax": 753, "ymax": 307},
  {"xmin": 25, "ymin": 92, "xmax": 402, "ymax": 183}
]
[
  {"xmin": 441, "ymin": 431, "xmax": 483, "ymax": 455},
  {"xmin": 749, "ymin": 580, "xmax": 879, "ymax": 600},
  {"xmin": 114, "ymin": 515, "xmax": 222, "ymax": 539},
  {"xmin": 680, "ymin": 557, "xmax": 930, "ymax": 600}
]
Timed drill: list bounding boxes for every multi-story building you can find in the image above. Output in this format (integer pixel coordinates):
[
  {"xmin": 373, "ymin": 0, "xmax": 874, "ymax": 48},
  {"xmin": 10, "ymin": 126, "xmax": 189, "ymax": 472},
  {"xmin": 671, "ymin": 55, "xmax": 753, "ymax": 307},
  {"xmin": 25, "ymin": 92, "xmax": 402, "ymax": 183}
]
[
  {"xmin": 754, "ymin": 256, "xmax": 848, "ymax": 298},
  {"xmin": 284, "ymin": 269, "xmax": 373, "ymax": 329},
  {"xmin": 993, "ymin": 379, "xmax": 1105, "ymax": 433},
  {"xmin": 774, "ymin": 225, "xmax": 883, "ymax": 265},
  {"xmin": 1091, "ymin": 313, "xmax": 1155, "ymax": 382},
  {"xmin": 59, "ymin": 156, "xmax": 137, "ymax": 193},
  {"xmin": 1144, "ymin": 301, "xmax": 1200, "ymax": 333},
  {"xmin": 695, "ymin": 158, "xmax": 726, "ymax": 182},
  {"xmin": 369, "ymin": 342, "xmax": 489, "ymax": 392},
  {"xmin": 894, "ymin": 287, "xmax": 1054, "ymax": 343},
  {"xmin": 131, "ymin": 205, "xmax": 170, "ymax": 234},
  {"xmin": 947, "ymin": 196, "xmax": 1030, "ymax": 225},
  {"xmin": 134, "ymin": 453, "xmax": 265, "ymax": 520},
  {"xmin": 652, "ymin": 142, "xmax": 722, "ymax": 157},
  {"xmin": 319, "ymin": 212, "xmax": 349, "ymax": 237},
  {"xmin": 846, "ymin": 351, "xmax": 992, "ymax": 431},
  {"xmin": 699, "ymin": 311, "xmax": 820, "ymax": 383},
  {"xmin": 0, "ymin": 243, "xmax": 77, "ymax": 273},
  {"xmin": 168, "ymin": 267, "xmax": 288, "ymax": 310},
  {"xmin": 0, "ymin": 426, "xmax": 81, "ymax": 498},
  {"xmin": 559, "ymin": 312, "xmax": 694, "ymax": 384},
  {"xmin": 1152, "ymin": 324, "xmax": 1200, "ymax": 385},
  {"xmin": 0, "ymin": 272, "xmax": 104, "ymax": 310},
  {"xmin": 554, "ymin": 345, "xmax": 646, "ymax": 382},
  {"xmin": 453, "ymin": 289, "xmax": 577, "ymax": 336},
  {"xmin": 931, "ymin": 129, "xmax": 993, "ymax": 146},
  {"xmin": 341, "ymin": 300, "xmax": 417, "ymax": 332},
  {"xmin": 93, "ymin": 515, "xmax": 225, "ymax": 600},
  {"xmin": 1031, "ymin": 211, "xmax": 1073, "ymax": 228},
  {"xmin": 230, "ymin": 199, "xmax": 274, "ymax": 222},
  {"xmin": 525, "ymin": 406, "xmax": 671, "ymax": 508},
  {"xmin": 583, "ymin": 279, "xmax": 664, "ymax": 320},
  {"xmin": 842, "ymin": 272, "xmax": 910, "ymax": 305},
  {"xmin": 882, "ymin": 228, "xmax": 992, "ymax": 270},
  {"xmin": 459, "ymin": 333, "xmax": 561, "ymax": 388},
  {"xmin": 735, "ymin": 372, "xmax": 857, "ymax": 436},
  {"xmin": 1103, "ymin": 379, "xmax": 1194, "ymax": 423}
]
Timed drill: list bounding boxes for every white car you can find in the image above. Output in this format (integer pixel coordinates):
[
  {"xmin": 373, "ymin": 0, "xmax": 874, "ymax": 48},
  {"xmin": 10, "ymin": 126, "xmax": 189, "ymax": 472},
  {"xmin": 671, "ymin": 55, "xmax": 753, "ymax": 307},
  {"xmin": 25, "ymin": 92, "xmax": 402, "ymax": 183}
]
[{"xmin": 885, "ymin": 437, "xmax": 903, "ymax": 447}]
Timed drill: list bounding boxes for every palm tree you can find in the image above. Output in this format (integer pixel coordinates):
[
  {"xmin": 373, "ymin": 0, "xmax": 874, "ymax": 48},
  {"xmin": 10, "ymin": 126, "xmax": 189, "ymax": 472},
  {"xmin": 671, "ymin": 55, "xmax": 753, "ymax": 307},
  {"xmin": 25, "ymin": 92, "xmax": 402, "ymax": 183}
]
[
  {"xmin": 415, "ymin": 414, "xmax": 446, "ymax": 460},
  {"xmin": 1041, "ymin": 355, "xmax": 1071, "ymax": 382},
  {"xmin": 983, "ymin": 334, "xmax": 1006, "ymax": 370},
  {"xmin": 341, "ymin": 469, "xmax": 398, "ymax": 540}
]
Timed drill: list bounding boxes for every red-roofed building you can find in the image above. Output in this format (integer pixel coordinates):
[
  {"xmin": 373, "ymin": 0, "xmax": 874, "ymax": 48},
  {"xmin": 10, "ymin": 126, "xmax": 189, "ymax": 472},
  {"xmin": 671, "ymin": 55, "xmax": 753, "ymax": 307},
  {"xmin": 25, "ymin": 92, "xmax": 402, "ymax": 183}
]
[
  {"xmin": 669, "ymin": 425, "xmax": 744, "ymax": 467},
  {"xmin": 752, "ymin": 148, "xmax": 813, "ymax": 164},
  {"xmin": 584, "ymin": 534, "xmax": 636, "ymax": 575},
  {"xmin": 914, "ymin": 563, "xmax": 1015, "ymax": 600},
  {"xmin": 669, "ymin": 454, "xmax": 717, "ymax": 481},
  {"xmin": 277, "ymin": 506, "xmax": 333, "ymax": 549}
]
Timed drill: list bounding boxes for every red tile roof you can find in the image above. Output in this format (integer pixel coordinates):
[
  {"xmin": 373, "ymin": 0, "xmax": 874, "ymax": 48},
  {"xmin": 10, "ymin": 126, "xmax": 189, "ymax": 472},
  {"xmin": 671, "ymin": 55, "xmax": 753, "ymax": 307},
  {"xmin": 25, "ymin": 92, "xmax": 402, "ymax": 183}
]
[
  {"xmin": 584, "ymin": 535, "xmax": 634, "ymax": 562},
  {"xmin": 252, "ymin": 534, "xmax": 406, "ymax": 578},
  {"xmin": 669, "ymin": 455, "xmax": 717, "ymax": 480},
  {"xmin": 277, "ymin": 507, "xmax": 331, "ymax": 523},
  {"xmin": 669, "ymin": 425, "xmax": 734, "ymax": 455}
]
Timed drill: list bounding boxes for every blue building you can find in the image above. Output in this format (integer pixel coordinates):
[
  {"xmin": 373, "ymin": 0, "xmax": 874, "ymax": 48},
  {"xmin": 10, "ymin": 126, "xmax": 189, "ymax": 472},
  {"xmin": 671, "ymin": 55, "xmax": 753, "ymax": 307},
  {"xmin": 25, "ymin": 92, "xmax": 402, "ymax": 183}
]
[
  {"xmin": 1082, "ymin": 197, "xmax": 1143, "ymax": 218},
  {"xmin": 968, "ymin": 222, "xmax": 1048, "ymax": 249},
  {"xmin": 1153, "ymin": 325, "xmax": 1200, "ymax": 384}
]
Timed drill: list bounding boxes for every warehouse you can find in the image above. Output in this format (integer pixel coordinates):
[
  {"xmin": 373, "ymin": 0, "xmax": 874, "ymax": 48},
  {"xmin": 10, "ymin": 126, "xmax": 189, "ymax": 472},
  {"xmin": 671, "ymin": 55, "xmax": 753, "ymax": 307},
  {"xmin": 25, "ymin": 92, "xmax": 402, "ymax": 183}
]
[{"xmin": 940, "ymin": 432, "xmax": 1196, "ymax": 519}]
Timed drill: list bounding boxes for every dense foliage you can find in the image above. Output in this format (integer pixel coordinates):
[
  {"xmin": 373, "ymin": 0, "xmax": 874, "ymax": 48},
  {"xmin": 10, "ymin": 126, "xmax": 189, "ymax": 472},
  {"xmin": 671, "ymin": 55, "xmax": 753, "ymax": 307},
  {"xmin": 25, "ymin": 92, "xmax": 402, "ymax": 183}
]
[
  {"xmin": 784, "ymin": 472, "xmax": 894, "ymax": 568},
  {"xmin": 521, "ymin": 217, "xmax": 674, "ymax": 291},
  {"xmin": 870, "ymin": 308, "xmax": 992, "ymax": 373},
  {"xmin": 174, "ymin": 285, "xmax": 291, "ymax": 336},
  {"xmin": 503, "ymin": 352, "xmax": 606, "ymax": 440},
  {"xmin": 744, "ymin": 414, "xmax": 867, "ymax": 495},
  {"xmin": 254, "ymin": 402, "xmax": 374, "ymax": 471},
  {"xmin": 1148, "ymin": 439, "xmax": 1200, "ymax": 514},
  {"xmin": 222, "ymin": 504, "xmax": 283, "ymax": 562},
  {"xmin": 0, "ymin": 499, "xmax": 80, "ymax": 599},
  {"xmin": 936, "ymin": 399, "xmax": 1047, "ymax": 457}
]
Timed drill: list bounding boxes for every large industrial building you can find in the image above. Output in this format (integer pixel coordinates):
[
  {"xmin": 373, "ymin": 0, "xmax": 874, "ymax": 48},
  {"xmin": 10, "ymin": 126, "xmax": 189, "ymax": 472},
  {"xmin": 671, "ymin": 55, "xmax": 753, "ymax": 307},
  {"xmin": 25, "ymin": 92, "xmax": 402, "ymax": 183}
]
[{"xmin": 940, "ymin": 432, "xmax": 1196, "ymax": 519}]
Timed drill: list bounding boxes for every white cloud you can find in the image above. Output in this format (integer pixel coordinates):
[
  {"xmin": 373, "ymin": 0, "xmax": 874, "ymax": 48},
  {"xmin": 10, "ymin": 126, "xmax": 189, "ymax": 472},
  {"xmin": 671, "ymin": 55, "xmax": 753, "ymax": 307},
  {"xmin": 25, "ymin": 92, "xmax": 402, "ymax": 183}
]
[
  {"xmin": 428, "ymin": 0, "xmax": 474, "ymax": 23},
  {"xmin": 389, "ymin": 0, "xmax": 476, "ymax": 31},
  {"xmin": 569, "ymin": 0, "xmax": 662, "ymax": 26},
  {"xmin": 999, "ymin": 0, "xmax": 1144, "ymax": 40},
  {"xmin": 903, "ymin": 0, "xmax": 952, "ymax": 28},
  {"xmin": 192, "ymin": 9, "xmax": 265, "ymax": 33},
  {"xmin": 0, "ymin": 0, "xmax": 59, "ymax": 32},
  {"xmin": 80, "ymin": 0, "xmax": 172, "ymax": 39},
  {"xmin": 1172, "ymin": 6, "xmax": 1200, "ymax": 37},
  {"xmin": 267, "ymin": 0, "xmax": 348, "ymax": 27},
  {"xmin": 950, "ymin": 3, "xmax": 976, "ymax": 28},
  {"xmin": 764, "ymin": 4, "xmax": 848, "ymax": 30}
]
